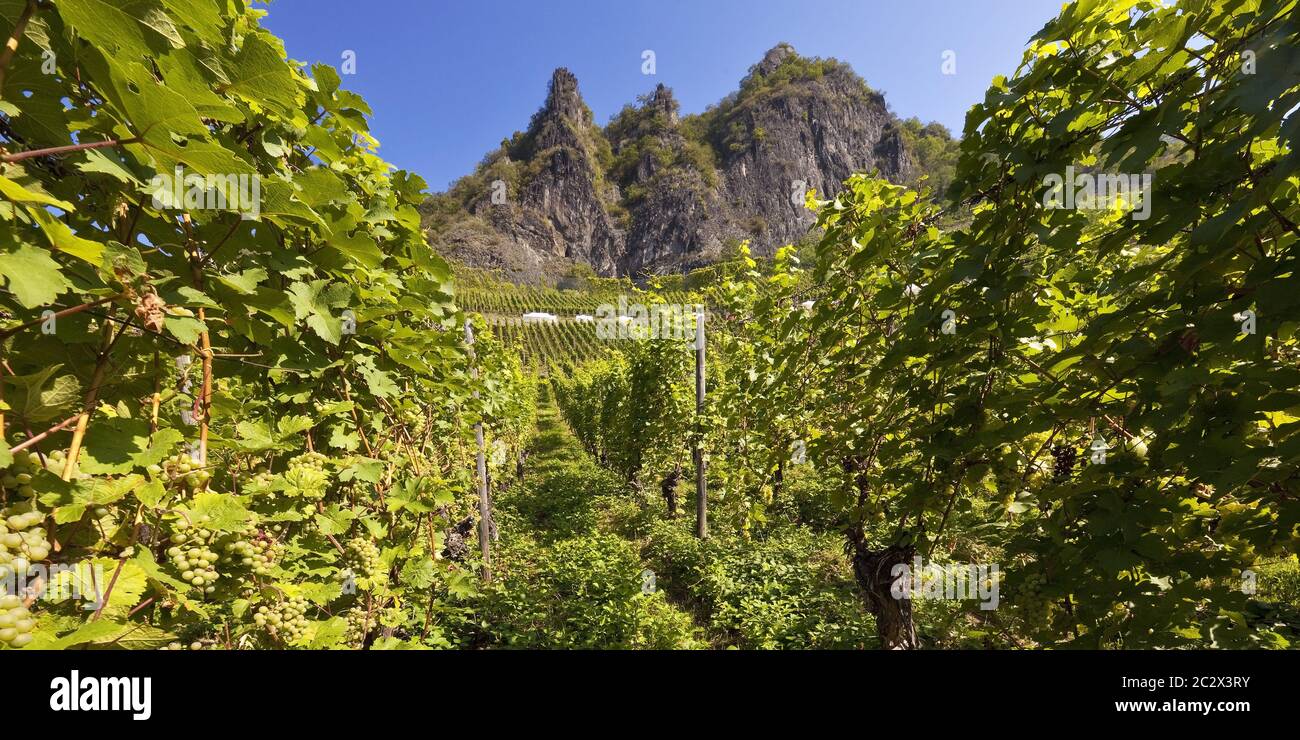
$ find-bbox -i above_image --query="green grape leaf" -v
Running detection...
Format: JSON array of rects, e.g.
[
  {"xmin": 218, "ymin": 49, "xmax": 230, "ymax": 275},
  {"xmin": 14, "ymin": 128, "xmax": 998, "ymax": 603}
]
[
  {"xmin": 59, "ymin": 0, "xmax": 185, "ymax": 56},
  {"xmin": 359, "ymin": 366, "xmax": 398, "ymax": 398},
  {"xmin": 313, "ymin": 503, "xmax": 355, "ymax": 535},
  {"xmin": 215, "ymin": 267, "xmax": 268, "ymax": 295},
  {"xmin": 3, "ymin": 364, "xmax": 80, "ymax": 423},
  {"xmin": 80, "ymin": 418, "xmax": 172, "ymax": 474},
  {"xmin": 132, "ymin": 548, "xmax": 190, "ymax": 592},
  {"xmin": 27, "ymin": 618, "xmax": 124, "ymax": 650},
  {"xmin": 327, "ymin": 423, "xmax": 360, "ymax": 451},
  {"xmin": 399, "ymin": 555, "xmax": 437, "ymax": 589},
  {"xmin": 31, "ymin": 209, "xmax": 106, "ymax": 265},
  {"xmin": 287, "ymin": 279, "xmax": 351, "ymax": 344},
  {"xmin": 339, "ymin": 457, "xmax": 384, "ymax": 483},
  {"xmin": 0, "ymin": 173, "xmax": 74, "ymax": 209},
  {"xmin": 164, "ymin": 316, "xmax": 207, "ymax": 344},
  {"xmin": 0, "ymin": 239, "xmax": 73, "ymax": 308},
  {"xmin": 218, "ymin": 32, "xmax": 302, "ymax": 115},
  {"xmin": 234, "ymin": 420, "xmax": 276, "ymax": 451},
  {"xmin": 183, "ymin": 491, "xmax": 251, "ymax": 532},
  {"xmin": 305, "ymin": 617, "xmax": 348, "ymax": 649}
]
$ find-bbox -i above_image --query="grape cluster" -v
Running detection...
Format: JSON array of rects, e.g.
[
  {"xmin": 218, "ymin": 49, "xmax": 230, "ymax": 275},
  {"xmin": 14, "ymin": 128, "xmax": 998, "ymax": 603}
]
[
  {"xmin": 6, "ymin": 449, "xmax": 84, "ymax": 491},
  {"xmin": 286, "ymin": 452, "xmax": 331, "ymax": 495},
  {"xmin": 0, "ymin": 595, "xmax": 35, "ymax": 645},
  {"xmin": 289, "ymin": 451, "xmax": 329, "ymax": 474},
  {"xmin": 253, "ymin": 596, "xmax": 311, "ymax": 642},
  {"xmin": 224, "ymin": 533, "xmax": 280, "ymax": 576},
  {"xmin": 166, "ymin": 527, "xmax": 221, "ymax": 593},
  {"xmin": 1050, "ymin": 445, "xmax": 1077, "ymax": 483},
  {"xmin": 152, "ymin": 453, "xmax": 212, "ymax": 493},
  {"xmin": 990, "ymin": 456, "xmax": 1018, "ymax": 507},
  {"xmin": 401, "ymin": 405, "xmax": 425, "ymax": 432},
  {"xmin": 0, "ymin": 594, "xmax": 35, "ymax": 648},
  {"xmin": 343, "ymin": 606, "xmax": 371, "ymax": 646},
  {"xmin": 161, "ymin": 640, "xmax": 208, "ymax": 650},
  {"xmin": 1014, "ymin": 572, "xmax": 1054, "ymax": 626},
  {"xmin": 0, "ymin": 503, "xmax": 50, "ymax": 581},
  {"xmin": 310, "ymin": 399, "xmax": 336, "ymax": 414},
  {"xmin": 244, "ymin": 466, "xmax": 275, "ymax": 491},
  {"xmin": 342, "ymin": 537, "xmax": 385, "ymax": 589},
  {"xmin": 1, "ymin": 451, "xmax": 44, "ymax": 497}
]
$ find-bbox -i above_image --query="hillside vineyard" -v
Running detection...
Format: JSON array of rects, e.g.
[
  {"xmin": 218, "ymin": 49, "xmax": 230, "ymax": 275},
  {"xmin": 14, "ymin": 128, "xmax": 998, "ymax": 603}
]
[{"xmin": 0, "ymin": 0, "xmax": 1297, "ymax": 657}]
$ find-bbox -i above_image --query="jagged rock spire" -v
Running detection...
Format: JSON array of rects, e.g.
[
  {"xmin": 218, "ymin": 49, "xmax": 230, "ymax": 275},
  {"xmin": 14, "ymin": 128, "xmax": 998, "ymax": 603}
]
[
  {"xmin": 647, "ymin": 83, "xmax": 680, "ymax": 125},
  {"xmin": 543, "ymin": 68, "xmax": 584, "ymax": 122},
  {"xmin": 755, "ymin": 42, "xmax": 796, "ymax": 76},
  {"xmin": 527, "ymin": 68, "xmax": 592, "ymax": 154}
]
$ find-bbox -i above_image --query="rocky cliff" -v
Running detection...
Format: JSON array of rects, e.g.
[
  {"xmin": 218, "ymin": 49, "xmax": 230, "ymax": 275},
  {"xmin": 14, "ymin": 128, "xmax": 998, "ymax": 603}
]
[{"xmin": 421, "ymin": 43, "xmax": 955, "ymax": 283}]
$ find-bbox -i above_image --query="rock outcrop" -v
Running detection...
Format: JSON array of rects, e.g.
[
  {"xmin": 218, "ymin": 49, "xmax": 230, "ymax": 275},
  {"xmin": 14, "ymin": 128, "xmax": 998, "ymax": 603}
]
[{"xmin": 423, "ymin": 44, "xmax": 946, "ymax": 283}]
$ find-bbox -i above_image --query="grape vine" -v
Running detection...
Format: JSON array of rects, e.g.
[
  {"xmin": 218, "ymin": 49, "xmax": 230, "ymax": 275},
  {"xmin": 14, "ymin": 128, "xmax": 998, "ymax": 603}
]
[{"xmin": 0, "ymin": 0, "xmax": 534, "ymax": 650}]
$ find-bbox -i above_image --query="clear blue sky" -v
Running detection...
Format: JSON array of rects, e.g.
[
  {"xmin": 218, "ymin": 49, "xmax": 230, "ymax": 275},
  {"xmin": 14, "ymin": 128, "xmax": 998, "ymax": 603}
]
[{"xmin": 257, "ymin": 0, "xmax": 1065, "ymax": 192}]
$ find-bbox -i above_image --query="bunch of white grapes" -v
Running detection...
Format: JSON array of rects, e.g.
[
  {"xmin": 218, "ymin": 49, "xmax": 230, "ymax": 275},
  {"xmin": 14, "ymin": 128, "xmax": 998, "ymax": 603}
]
[
  {"xmin": 990, "ymin": 455, "xmax": 1020, "ymax": 509},
  {"xmin": 0, "ymin": 594, "xmax": 35, "ymax": 648},
  {"xmin": 343, "ymin": 537, "xmax": 385, "ymax": 589},
  {"xmin": 400, "ymin": 404, "xmax": 426, "ymax": 433},
  {"xmin": 3, "ymin": 449, "xmax": 85, "ymax": 495},
  {"xmin": 150, "ymin": 452, "xmax": 211, "ymax": 493},
  {"xmin": 161, "ymin": 640, "xmax": 208, "ymax": 650},
  {"xmin": 286, "ymin": 451, "xmax": 331, "ymax": 495},
  {"xmin": 344, "ymin": 606, "xmax": 371, "ymax": 647},
  {"xmin": 1, "ymin": 451, "xmax": 41, "ymax": 497},
  {"xmin": 253, "ymin": 596, "xmax": 311, "ymax": 642},
  {"xmin": 289, "ymin": 451, "xmax": 329, "ymax": 474},
  {"xmin": 0, "ymin": 502, "xmax": 50, "ymax": 581},
  {"xmin": 0, "ymin": 590, "xmax": 35, "ymax": 650},
  {"xmin": 224, "ymin": 534, "xmax": 280, "ymax": 576},
  {"xmin": 166, "ymin": 527, "xmax": 221, "ymax": 593},
  {"xmin": 1014, "ymin": 571, "xmax": 1054, "ymax": 628},
  {"xmin": 243, "ymin": 466, "xmax": 275, "ymax": 492}
]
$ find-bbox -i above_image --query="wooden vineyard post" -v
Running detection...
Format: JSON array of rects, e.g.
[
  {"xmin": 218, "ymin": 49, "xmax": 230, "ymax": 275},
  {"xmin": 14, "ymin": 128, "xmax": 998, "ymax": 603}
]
[
  {"xmin": 464, "ymin": 319, "xmax": 493, "ymax": 581},
  {"xmin": 694, "ymin": 308, "xmax": 708, "ymax": 539}
]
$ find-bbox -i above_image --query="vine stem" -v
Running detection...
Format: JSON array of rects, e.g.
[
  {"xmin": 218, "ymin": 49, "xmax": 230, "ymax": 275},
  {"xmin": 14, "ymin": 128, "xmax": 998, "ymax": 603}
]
[
  {"xmin": 421, "ymin": 588, "xmax": 435, "ymax": 639},
  {"xmin": 464, "ymin": 319, "xmax": 492, "ymax": 582},
  {"xmin": 0, "ymin": 293, "xmax": 124, "ymax": 340},
  {"xmin": 62, "ymin": 322, "xmax": 124, "ymax": 481},
  {"xmin": 92, "ymin": 518, "xmax": 143, "ymax": 622},
  {"xmin": 127, "ymin": 597, "xmax": 155, "ymax": 618},
  {"xmin": 322, "ymin": 530, "xmax": 347, "ymax": 557},
  {"xmin": 340, "ymin": 381, "xmax": 375, "ymax": 457},
  {"xmin": 183, "ymin": 214, "xmax": 213, "ymax": 466},
  {"xmin": 198, "ymin": 307, "xmax": 212, "ymax": 464},
  {"xmin": 927, "ymin": 464, "xmax": 971, "ymax": 558},
  {"xmin": 0, "ymin": 0, "xmax": 37, "ymax": 97},
  {"xmin": 150, "ymin": 350, "xmax": 160, "ymax": 433},
  {"xmin": 7, "ymin": 410, "xmax": 79, "ymax": 454},
  {"xmin": 91, "ymin": 559, "xmax": 126, "ymax": 622},
  {"xmin": 0, "ymin": 137, "xmax": 135, "ymax": 163},
  {"xmin": 374, "ymin": 395, "xmax": 423, "ymax": 474}
]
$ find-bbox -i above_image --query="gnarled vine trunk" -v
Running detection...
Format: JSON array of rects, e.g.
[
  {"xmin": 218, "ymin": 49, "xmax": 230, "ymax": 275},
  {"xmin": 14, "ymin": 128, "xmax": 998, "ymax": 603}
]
[
  {"xmin": 843, "ymin": 454, "xmax": 918, "ymax": 649},
  {"xmin": 660, "ymin": 465, "xmax": 682, "ymax": 519},
  {"xmin": 852, "ymin": 542, "xmax": 918, "ymax": 650}
]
